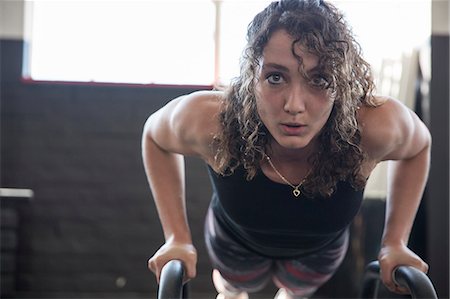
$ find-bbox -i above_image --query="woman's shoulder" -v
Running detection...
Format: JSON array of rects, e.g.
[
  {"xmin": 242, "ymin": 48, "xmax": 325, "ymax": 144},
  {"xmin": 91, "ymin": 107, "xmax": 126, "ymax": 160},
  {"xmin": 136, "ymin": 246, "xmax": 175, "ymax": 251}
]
[
  {"xmin": 171, "ymin": 89, "xmax": 223, "ymax": 130},
  {"xmin": 170, "ymin": 90, "xmax": 224, "ymax": 157},
  {"xmin": 357, "ymin": 95, "xmax": 419, "ymax": 161},
  {"xmin": 171, "ymin": 90, "xmax": 223, "ymax": 116},
  {"xmin": 358, "ymin": 95, "xmax": 406, "ymax": 123}
]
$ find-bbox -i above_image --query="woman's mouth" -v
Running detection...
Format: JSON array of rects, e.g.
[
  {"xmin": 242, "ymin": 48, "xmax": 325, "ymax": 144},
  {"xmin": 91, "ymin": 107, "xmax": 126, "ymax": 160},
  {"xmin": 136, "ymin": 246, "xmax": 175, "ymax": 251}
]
[{"xmin": 280, "ymin": 123, "xmax": 307, "ymax": 135}]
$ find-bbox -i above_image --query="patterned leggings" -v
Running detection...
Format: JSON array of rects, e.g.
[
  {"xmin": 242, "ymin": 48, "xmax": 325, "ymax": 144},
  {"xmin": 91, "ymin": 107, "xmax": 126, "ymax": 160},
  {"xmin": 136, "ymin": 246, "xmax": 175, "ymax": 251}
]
[{"xmin": 204, "ymin": 208, "xmax": 349, "ymax": 298}]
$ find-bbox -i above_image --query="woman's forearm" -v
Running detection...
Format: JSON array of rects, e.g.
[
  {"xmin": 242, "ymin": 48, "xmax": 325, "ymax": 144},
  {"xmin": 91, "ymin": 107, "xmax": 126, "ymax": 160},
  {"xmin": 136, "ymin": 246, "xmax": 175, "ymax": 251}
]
[
  {"xmin": 142, "ymin": 123, "xmax": 192, "ymax": 244},
  {"xmin": 382, "ymin": 142, "xmax": 431, "ymax": 246}
]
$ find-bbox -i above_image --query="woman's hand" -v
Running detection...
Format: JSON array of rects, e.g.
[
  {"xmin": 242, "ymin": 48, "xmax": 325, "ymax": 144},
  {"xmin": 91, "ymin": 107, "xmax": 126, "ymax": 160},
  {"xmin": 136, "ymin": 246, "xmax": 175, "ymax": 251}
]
[
  {"xmin": 148, "ymin": 240, "xmax": 198, "ymax": 284},
  {"xmin": 378, "ymin": 244, "xmax": 429, "ymax": 294}
]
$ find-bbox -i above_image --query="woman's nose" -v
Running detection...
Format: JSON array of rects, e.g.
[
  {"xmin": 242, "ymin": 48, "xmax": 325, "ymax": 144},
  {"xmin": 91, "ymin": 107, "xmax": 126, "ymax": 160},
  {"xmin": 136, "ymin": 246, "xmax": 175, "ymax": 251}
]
[{"xmin": 284, "ymin": 85, "xmax": 306, "ymax": 114}]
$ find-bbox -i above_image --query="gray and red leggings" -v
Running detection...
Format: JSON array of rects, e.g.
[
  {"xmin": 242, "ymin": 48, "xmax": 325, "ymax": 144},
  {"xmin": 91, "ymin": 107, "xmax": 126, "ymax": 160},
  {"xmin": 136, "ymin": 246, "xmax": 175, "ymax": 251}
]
[{"xmin": 204, "ymin": 209, "xmax": 349, "ymax": 298}]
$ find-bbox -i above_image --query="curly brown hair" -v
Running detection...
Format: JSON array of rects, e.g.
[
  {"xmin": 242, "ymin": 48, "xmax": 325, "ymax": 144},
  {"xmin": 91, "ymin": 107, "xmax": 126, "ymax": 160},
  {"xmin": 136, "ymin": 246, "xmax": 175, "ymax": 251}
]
[{"xmin": 214, "ymin": 0, "xmax": 377, "ymax": 197}]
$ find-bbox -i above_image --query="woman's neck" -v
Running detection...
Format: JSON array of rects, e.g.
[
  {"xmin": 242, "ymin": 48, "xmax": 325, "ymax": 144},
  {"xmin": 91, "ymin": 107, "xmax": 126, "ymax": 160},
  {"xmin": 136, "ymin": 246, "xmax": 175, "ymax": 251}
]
[{"xmin": 266, "ymin": 138, "xmax": 317, "ymax": 164}]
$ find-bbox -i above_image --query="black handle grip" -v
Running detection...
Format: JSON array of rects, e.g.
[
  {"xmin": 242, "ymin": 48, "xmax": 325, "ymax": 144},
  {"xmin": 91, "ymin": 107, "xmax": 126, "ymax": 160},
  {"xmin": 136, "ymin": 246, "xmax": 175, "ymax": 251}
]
[
  {"xmin": 158, "ymin": 260, "xmax": 185, "ymax": 299},
  {"xmin": 360, "ymin": 261, "xmax": 438, "ymax": 299}
]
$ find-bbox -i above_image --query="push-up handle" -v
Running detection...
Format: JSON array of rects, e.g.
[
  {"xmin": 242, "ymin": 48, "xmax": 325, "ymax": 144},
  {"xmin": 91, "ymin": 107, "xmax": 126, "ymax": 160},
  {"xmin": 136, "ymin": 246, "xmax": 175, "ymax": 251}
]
[
  {"xmin": 360, "ymin": 261, "xmax": 438, "ymax": 299},
  {"xmin": 158, "ymin": 260, "xmax": 187, "ymax": 299},
  {"xmin": 158, "ymin": 259, "xmax": 438, "ymax": 298}
]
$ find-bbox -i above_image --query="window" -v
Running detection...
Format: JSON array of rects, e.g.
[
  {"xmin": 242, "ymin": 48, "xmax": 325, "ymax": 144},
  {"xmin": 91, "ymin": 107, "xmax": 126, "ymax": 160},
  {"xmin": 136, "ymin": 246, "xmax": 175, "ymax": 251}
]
[
  {"xmin": 24, "ymin": 1, "xmax": 217, "ymax": 85},
  {"xmin": 24, "ymin": 0, "xmax": 430, "ymax": 87},
  {"xmin": 218, "ymin": 1, "xmax": 273, "ymax": 83}
]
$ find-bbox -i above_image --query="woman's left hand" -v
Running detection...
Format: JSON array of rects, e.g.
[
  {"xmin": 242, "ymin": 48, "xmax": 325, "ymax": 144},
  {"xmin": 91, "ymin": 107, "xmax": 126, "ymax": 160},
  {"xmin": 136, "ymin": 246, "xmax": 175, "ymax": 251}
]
[{"xmin": 378, "ymin": 244, "xmax": 429, "ymax": 294}]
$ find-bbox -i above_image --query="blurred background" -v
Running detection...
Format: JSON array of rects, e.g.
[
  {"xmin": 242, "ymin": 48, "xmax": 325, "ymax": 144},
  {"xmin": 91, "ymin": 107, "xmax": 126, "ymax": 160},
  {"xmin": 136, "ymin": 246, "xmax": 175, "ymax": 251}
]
[{"xmin": 1, "ymin": 0, "xmax": 448, "ymax": 298}]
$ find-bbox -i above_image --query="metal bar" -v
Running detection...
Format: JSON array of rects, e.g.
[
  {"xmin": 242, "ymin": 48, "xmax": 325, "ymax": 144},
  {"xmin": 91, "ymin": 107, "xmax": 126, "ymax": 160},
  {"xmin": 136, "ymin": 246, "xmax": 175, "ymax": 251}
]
[
  {"xmin": 158, "ymin": 260, "xmax": 186, "ymax": 299},
  {"xmin": 360, "ymin": 261, "xmax": 438, "ymax": 299}
]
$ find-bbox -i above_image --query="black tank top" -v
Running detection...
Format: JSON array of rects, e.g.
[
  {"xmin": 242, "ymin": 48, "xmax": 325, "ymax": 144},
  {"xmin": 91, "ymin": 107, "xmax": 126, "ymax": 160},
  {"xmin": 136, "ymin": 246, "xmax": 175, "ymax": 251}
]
[{"xmin": 207, "ymin": 165, "xmax": 364, "ymax": 258}]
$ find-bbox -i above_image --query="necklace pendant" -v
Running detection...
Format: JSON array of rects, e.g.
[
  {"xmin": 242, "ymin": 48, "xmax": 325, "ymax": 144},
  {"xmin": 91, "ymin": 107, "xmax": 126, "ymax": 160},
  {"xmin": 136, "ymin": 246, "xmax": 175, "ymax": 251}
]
[{"xmin": 293, "ymin": 188, "xmax": 301, "ymax": 197}]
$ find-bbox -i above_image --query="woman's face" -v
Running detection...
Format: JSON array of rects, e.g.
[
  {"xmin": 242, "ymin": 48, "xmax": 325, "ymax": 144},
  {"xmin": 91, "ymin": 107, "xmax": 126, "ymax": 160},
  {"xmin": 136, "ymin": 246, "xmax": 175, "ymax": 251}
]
[{"xmin": 255, "ymin": 29, "xmax": 335, "ymax": 152}]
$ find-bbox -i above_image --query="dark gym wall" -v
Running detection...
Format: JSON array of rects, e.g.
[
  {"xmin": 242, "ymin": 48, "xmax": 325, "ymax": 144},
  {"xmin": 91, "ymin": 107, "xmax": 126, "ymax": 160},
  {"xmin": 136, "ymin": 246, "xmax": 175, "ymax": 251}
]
[{"xmin": 1, "ymin": 38, "xmax": 216, "ymax": 298}]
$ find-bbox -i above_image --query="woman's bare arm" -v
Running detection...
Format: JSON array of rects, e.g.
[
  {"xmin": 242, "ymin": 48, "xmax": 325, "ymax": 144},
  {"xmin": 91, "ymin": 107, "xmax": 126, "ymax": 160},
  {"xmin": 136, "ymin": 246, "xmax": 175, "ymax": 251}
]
[
  {"xmin": 360, "ymin": 97, "xmax": 431, "ymax": 293},
  {"xmin": 142, "ymin": 91, "xmax": 221, "ymax": 282}
]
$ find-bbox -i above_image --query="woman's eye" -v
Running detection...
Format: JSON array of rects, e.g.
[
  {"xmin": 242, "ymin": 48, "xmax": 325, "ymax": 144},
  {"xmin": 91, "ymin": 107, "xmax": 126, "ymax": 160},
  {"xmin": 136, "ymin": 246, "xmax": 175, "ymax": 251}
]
[
  {"xmin": 310, "ymin": 76, "xmax": 330, "ymax": 89},
  {"xmin": 266, "ymin": 73, "xmax": 284, "ymax": 85}
]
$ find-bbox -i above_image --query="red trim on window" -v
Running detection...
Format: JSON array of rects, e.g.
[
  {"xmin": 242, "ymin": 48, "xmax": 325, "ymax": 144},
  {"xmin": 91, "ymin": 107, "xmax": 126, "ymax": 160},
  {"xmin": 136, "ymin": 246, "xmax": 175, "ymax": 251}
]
[{"xmin": 20, "ymin": 77, "xmax": 214, "ymax": 90}]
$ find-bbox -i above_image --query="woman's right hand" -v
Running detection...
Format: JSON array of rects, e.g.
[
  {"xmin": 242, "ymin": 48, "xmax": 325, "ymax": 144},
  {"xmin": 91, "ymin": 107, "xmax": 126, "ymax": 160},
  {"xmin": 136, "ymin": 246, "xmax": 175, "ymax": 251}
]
[{"xmin": 148, "ymin": 240, "xmax": 198, "ymax": 284}]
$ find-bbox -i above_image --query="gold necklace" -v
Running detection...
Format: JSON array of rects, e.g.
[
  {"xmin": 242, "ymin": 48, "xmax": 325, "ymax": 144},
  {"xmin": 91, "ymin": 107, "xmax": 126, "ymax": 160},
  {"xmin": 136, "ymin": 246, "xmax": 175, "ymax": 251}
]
[{"xmin": 265, "ymin": 155, "xmax": 307, "ymax": 197}]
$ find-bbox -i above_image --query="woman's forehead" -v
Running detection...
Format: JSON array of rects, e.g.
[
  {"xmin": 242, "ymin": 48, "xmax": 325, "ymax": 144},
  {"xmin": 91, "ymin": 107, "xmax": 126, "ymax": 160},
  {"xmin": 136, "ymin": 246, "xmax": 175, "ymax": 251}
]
[{"xmin": 261, "ymin": 29, "xmax": 319, "ymax": 72}]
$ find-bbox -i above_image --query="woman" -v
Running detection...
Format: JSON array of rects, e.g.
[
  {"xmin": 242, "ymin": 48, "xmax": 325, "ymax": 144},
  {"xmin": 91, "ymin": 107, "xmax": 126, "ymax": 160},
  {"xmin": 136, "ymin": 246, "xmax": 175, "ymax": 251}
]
[{"xmin": 142, "ymin": 0, "xmax": 430, "ymax": 298}]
